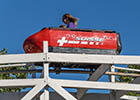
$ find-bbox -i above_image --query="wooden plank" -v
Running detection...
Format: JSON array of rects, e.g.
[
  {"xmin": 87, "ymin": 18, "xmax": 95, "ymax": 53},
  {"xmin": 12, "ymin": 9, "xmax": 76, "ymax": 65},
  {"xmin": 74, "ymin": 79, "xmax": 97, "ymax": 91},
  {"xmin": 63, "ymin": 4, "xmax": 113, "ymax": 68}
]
[
  {"xmin": 48, "ymin": 53, "xmax": 112, "ymax": 64},
  {"xmin": 0, "ymin": 79, "xmax": 43, "ymax": 87},
  {"xmin": 50, "ymin": 79, "xmax": 140, "ymax": 92},
  {"xmin": 47, "ymin": 53, "xmax": 140, "ymax": 64},
  {"xmin": 0, "ymin": 53, "xmax": 46, "ymax": 64},
  {"xmin": 109, "ymin": 66, "xmax": 116, "ymax": 100},
  {"xmin": 106, "ymin": 72, "xmax": 140, "ymax": 77},
  {"xmin": 40, "ymin": 90, "xmax": 49, "ymax": 100},
  {"xmin": 0, "ymin": 63, "xmax": 27, "ymax": 68},
  {"xmin": 43, "ymin": 41, "xmax": 49, "ymax": 80},
  {"xmin": 113, "ymin": 66, "xmax": 140, "ymax": 72}
]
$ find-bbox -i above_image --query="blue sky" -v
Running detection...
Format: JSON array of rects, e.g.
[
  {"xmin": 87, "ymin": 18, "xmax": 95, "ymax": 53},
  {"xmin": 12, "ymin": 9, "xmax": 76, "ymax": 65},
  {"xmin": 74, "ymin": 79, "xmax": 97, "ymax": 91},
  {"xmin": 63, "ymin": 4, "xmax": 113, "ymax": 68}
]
[
  {"xmin": 0, "ymin": 0, "xmax": 140, "ymax": 55},
  {"xmin": 0, "ymin": 0, "xmax": 140, "ymax": 93}
]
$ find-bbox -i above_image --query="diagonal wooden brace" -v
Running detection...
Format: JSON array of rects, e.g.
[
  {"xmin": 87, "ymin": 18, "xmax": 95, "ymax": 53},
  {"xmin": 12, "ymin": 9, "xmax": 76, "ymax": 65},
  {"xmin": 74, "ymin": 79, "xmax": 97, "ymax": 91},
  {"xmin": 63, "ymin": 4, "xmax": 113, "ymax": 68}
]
[
  {"xmin": 21, "ymin": 81, "xmax": 48, "ymax": 100},
  {"xmin": 76, "ymin": 64, "xmax": 112, "ymax": 99}
]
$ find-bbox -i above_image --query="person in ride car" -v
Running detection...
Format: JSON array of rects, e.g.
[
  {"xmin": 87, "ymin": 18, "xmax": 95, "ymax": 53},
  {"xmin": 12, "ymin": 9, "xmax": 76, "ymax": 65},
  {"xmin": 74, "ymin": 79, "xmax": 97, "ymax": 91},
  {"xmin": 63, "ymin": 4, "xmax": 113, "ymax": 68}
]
[{"xmin": 62, "ymin": 13, "xmax": 79, "ymax": 28}]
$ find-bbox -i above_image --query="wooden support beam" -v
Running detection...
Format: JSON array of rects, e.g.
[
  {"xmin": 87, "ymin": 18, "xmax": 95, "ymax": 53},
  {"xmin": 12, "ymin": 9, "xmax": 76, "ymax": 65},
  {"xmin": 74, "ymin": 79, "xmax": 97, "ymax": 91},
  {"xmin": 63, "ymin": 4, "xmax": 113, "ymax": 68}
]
[
  {"xmin": 109, "ymin": 66, "xmax": 116, "ymax": 100},
  {"xmin": 40, "ymin": 89, "xmax": 49, "ymax": 100},
  {"xmin": 76, "ymin": 64, "xmax": 111, "ymax": 99},
  {"xmin": 113, "ymin": 66, "xmax": 140, "ymax": 72},
  {"xmin": 0, "ymin": 53, "xmax": 46, "ymax": 64},
  {"xmin": 21, "ymin": 81, "xmax": 47, "ymax": 100},
  {"xmin": 49, "ymin": 82, "xmax": 77, "ymax": 100},
  {"xmin": 43, "ymin": 41, "xmax": 49, "ymax": 80},
  {"xmin": 50, "ymin": 79, "xmax": 140, "ymax": 92},
  {"xmin": 0, "ymin": 63, "xmax": 28, "ymax": 68},
  {"xmin": 0, "ymin": 79, "xmax": 43, "ymax": 87},
  {"xmin": 47, "ymin": 53, "xmax": 140, "ymax": 65},
  {"xmin": 106, "ymin": 72, "xmax": 140, "ymax": 77}
]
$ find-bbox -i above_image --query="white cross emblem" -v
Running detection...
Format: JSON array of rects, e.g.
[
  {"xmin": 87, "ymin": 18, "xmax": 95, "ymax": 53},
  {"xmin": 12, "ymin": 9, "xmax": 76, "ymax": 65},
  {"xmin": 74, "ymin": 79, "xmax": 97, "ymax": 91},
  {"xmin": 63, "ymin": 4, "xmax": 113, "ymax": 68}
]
[{"xmin": 57, "ymin": 37, "xmax": 68, "ymax": 46}]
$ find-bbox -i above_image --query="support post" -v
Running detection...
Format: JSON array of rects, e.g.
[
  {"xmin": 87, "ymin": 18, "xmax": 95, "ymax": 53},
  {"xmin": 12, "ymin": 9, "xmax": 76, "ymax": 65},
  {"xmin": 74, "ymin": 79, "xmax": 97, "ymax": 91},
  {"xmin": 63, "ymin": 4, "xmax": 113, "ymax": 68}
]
[
  {"xmin": 40, "ymin": 89, "xmax": 49, "ymax": 100},
  {"xmin": 109, "ymin": 65, "xmax": 117, "ymax": 100},
  {"xmin": 43, "ymin": 41, "xmax": 49, "ymax": 80},
  {"xmin": 43, "ymin": 41, "xmax": 50, "ymax": 100}
]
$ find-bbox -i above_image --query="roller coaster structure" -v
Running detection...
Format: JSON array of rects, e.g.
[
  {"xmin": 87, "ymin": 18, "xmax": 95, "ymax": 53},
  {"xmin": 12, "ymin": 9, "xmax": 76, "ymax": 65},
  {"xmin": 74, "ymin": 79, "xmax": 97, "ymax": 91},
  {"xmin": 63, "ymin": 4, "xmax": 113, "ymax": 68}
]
[{"xmin": 0, "ymin": 41, "xmax": 140, "ymax": 100}]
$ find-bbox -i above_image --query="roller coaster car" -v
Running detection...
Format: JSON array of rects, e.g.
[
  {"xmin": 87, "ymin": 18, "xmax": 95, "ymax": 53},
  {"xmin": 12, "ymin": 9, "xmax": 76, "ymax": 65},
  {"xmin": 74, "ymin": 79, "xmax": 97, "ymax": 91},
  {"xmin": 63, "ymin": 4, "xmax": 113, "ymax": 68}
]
[{"xmin": 23, "ymin": 27, "xmax": 122, "ymax": 69}]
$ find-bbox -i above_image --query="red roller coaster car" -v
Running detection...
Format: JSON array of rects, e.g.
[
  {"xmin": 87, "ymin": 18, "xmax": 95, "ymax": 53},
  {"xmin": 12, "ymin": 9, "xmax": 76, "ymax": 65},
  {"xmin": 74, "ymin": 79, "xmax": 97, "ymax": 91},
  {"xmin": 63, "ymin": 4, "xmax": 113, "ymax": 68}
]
[{"xmin": 23, "ymin": 27, "xmax": 122, "ymax": 69}]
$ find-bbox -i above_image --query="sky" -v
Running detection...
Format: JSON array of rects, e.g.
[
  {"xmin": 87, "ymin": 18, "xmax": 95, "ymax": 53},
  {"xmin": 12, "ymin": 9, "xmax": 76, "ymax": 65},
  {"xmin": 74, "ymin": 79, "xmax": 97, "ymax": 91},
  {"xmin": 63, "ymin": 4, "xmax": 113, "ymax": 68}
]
[
  {"xmin": 0, "ymin": 0, "xmax": 140, "ymax": 55},
  {"xmin": 0, "ymin": 0, "xmax": 140, "ymax": 93}
]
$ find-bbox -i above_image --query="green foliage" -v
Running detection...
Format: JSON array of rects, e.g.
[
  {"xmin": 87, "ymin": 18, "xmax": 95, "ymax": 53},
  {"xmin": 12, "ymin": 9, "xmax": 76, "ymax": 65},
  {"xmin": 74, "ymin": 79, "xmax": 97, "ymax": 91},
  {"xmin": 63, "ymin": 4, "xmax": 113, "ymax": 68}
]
[
  {"xmin": 0, "ymin": 48, "xmax": 30, "ymax": 92},
  {"xmin": 0, "ymin": 48, "xmax": 7, "ymax": 54},
  {"xmin": 117, "ymin": 69, "xmax": 133, "ymax": 83},
  {"xmin": 118, "ymin": 64, "xmax": 140, "ymax": 96}
]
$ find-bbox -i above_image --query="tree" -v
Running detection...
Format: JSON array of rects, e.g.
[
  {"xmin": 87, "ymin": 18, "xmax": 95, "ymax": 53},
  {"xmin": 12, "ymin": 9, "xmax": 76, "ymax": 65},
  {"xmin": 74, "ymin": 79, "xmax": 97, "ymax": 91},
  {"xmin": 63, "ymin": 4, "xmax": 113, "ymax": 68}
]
[
  {"xmin": 0, "ymin": 48, "xmax": 30, "ymax": 92},
  {"xmin": 118, "ymin": 65, "xmax": 140, "ymax": 96}
]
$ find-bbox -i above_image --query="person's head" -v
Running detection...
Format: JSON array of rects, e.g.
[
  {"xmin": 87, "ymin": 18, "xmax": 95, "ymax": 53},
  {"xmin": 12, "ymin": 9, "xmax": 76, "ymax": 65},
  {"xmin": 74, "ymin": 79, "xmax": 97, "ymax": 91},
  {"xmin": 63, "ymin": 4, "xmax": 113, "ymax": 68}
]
[{"xmin": 62, "ymin": 13, "xmax": 79, "ymax": 26}]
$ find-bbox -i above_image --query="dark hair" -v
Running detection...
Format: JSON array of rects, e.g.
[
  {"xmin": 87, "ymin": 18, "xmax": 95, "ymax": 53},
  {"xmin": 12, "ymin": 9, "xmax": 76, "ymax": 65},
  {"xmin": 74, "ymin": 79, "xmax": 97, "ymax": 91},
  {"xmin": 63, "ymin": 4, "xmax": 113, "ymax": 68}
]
[{"xmin": 62, "ymin": 13, "xmax": 79, "ymax": 26}]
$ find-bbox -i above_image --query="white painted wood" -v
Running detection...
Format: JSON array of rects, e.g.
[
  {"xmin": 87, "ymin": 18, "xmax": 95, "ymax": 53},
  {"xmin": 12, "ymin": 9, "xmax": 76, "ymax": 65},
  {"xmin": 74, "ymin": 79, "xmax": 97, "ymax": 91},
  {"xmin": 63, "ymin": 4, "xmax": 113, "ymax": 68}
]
[
  {"xmin": 43, "ymin": 41, "xmax": 48, "ymax": 53},
  {"xmin": 40, "ymin": 92, "xmax": 45, "ymax": 100},
  {"xmin": 1, "ymin": 41, "xmax": 140, "ymax": 100},
  {"xmin": 76, "ymin": 64, "xmax": 111, "ymax": 99},
  {"xmin": 40, "ymin": 41, "xmax": 50, "ymax": 100},
  {"xmin": 1, "ymin": 50, "xmax": 140, "ymax": 65},
  {"xmin": 0, "ymin": 79, "xmax": 43, "ymax": 87},
  {"xmin": 50, "ymin": 79, "xmax": 140, "ymax": 91},
  {"xmin": 121, "ymin": 95, "xmax": 140, "ymax": 100},
  {"xmin": 0, "ymin": 63, "xmax": 27, "ymax": 68},
  {"xmin": 40, "ymin": 90, "xmax": 49, "ymax": 100},
  {"xmin": 0, "ymin": 69, "xmax": 42, "ymax": 74},
  {"xmin": 21, "ymin": 81, "xmax": 47, "ymax": 100},
  {"xmin": 109, "ymin": 66, "xmax": 116, "ymax": 100},
  {"xmin": 47, "ymin": 53, "xmax": 112, "ymax": 64},
  {"xmin": 49, "ymin": 82, "xmax": 77, "ymax": 100},
  {"xmin": 43, "ymin": 41, "xmax": 49, "ymax": 80},
  {"xmin": 43, "ymin": 63, "xmax": 49, "ymax": 80},
  {"xmin": 113, "ymin": 66, "xmax": 140, "ymax": 72},
  {"xmin": 47, "ymin": 53, "xmax": 140, "ymax": 64},
  {"xmin": 0, "ymin": 53, "xmax": 46, "ymax": 64},
  {"xmin": 44, "ymin": 90, "xmax": 49, "ymax": 100},
  {"xmin": 110, "ymin": 66, "xmax": 115, "ymax": 82}
]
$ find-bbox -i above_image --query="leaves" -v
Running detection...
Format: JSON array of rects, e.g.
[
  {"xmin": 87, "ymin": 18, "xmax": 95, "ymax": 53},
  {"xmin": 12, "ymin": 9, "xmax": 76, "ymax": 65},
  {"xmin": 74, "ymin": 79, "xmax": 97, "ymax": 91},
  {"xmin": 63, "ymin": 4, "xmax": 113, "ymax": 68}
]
[
  {"xmin": 0, "ymin": 48, "xmax": 30, "ymax": 92},
  {"xmin": 118, "ymin": 65, "xmax": 140, "ymax": 96}
]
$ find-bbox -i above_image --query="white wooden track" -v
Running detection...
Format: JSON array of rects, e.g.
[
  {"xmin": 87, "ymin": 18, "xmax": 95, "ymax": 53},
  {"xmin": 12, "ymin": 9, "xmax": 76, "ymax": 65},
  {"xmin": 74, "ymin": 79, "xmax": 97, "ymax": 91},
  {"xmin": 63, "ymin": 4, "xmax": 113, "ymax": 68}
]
[{"xmin": 0, "ymin": 41, "xmax": 139, "ymax": 100}]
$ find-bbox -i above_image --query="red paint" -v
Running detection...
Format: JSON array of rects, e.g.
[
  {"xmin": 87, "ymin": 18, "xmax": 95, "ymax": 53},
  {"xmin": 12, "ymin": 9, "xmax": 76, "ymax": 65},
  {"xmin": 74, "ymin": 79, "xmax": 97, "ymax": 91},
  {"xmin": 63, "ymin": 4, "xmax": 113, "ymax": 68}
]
[{"xmin": 23, "ymin": 28, "xmax": 118, "ymax": 53}]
